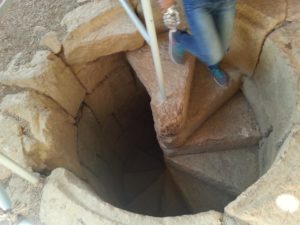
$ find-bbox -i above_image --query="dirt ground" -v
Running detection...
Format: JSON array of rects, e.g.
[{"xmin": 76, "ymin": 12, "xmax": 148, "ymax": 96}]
[{"xmin": 0, "ymin": 0, "xmax": 83, "ymax": 71}]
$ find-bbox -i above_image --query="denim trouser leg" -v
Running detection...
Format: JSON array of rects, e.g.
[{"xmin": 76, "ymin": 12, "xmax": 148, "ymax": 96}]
[{"xmin": 174, "ymin": 0, "xmax": 236, "ymax": 66}]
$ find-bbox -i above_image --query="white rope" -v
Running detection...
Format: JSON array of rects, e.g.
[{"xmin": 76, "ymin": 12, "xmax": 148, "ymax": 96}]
[
  {"xmin": 0, "ymin": 202, "xmax": 29, "ymax": 225},
  {"xmin": 162, "ymin": 5, "xmax": 180, "ymax": 31}
]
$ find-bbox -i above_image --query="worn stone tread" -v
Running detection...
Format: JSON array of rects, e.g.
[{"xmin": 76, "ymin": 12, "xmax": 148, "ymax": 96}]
[
  {"xmin": 160, "ymin": 61, "xmax": 241, "ymax": 148},
  {"xmin": 127, "ymin": 34, "xmax": 196, "ymax": 141},
  {"xmin": 165, "ymin": 92, "xmax": 261, "ymax": 156},
  {"xmin": 166, "ymin": 146, "xmax": 259, "ymax": 195}
]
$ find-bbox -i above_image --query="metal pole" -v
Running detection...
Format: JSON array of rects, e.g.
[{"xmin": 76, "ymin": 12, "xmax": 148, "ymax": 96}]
[
  {"xmin": 118, "ymin": 0, "xmax": 150, "ymax": 45},
  {"xmin": 0, "ymin": 185, "xmax": 12, "ymax": 211},
  {"xmin": 141, "ymin": 0, "xmax": 166, "ymax": 101},
  {"xmin": 0, "ymin": 153, "xmax": 39, "ymax": 185}
]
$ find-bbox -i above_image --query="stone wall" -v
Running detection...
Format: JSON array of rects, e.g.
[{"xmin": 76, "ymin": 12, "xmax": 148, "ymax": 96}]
[{"xmin": 243, "ymin": 21, "xmax": 300, "ymax": 174}]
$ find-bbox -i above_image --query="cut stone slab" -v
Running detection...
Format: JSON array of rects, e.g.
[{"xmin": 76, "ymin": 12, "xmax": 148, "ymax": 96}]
[
  {"xmin": 223, "ymin": 126, "xmax": 300, "ymax": 225},
  {"xmin": 71, "ymin": 53, "xmax": 126, "ymax": 93},
  {"xmin": 6, "ymin": 174, "xmax": 44, "ymax": 225},
  {"xmin": 40, "ymin": 168, "xmax": 223, "ymax": 225},
  {"xmin": 160, "ymin": 170, "xmax": 190, "ymax": 217},
  {"xmin": 123, "ymin": 169, "xmax": 164, "ymax": 204},
  {"xmin": 160, "ymin": 61, "xmax": 241, "ymax": 148},
  {"xmin": 0, "ymin": 91, "xmax": 83, "ymax": 177},
  {"xmin": 85, "ymin": 63, "xmax": 138, "ymax": 125},
  {"xmin": 287, "ymin": 0, "xmax": 300, "ymax": 21},
  {"xmin": 0, "ymin": 114, "xmax": 30, "ymax": 180},
  {"xmin": 224, "ymin": 0, "xmax": 286, "ymax": 75},
  {"xmin": 62, "ymin": 0, "xmax": 144, "ymax": 64},
  {"xmin": 127, "ymin": 34, "xmax": 196, "ymax": 140},
  {"xmin": 0, "ymin": 51, "xmax": 86, "ymax": 117},
  {"xmin": 126, "ymin": 173, "xmax": 165, "ymax": 217},
  {"xmin": 165, "ymin": 92, "xmax": 261, "ymax": 156},
  {"xmin": 168, "ymin": 166, "xmax": 236, "ymax": 213},
  {"xmin": 40, "ymin": 31, "xmax": 62, "ymax": 54},
  {"xmin": 166, "ymin": 146, "xmax": 259, "ymax": 195}
]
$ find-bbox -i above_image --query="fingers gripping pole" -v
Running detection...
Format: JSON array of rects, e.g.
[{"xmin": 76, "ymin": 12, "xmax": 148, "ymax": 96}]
[
  {"xmin": 0, "ymin": 153, "xmax": 39, "ymax": 185},
  {"xmin": 141, "ymin": 0, "xmax": 166, "ymax": 101}
]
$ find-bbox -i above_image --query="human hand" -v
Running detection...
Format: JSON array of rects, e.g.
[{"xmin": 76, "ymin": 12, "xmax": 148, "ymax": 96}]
[{"xmin": 158, "ymin": 0, "xmax": 175, "ymax": 13}]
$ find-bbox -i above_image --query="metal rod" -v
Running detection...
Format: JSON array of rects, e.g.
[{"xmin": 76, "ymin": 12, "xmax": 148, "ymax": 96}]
[
  {"xmin": 0, "ymin": 185, "xmax": 12, "ymax": 211},
  {"xmin": 141, "ymin": 0, "xmax": 166, "ymax": 101},
  {"xmin": 118, "ymin": 0, "xmax": 150, "ymax": 45},
  {"xmin": 0, "ymin": 153, "xmax": 39, "ymax": 185}
]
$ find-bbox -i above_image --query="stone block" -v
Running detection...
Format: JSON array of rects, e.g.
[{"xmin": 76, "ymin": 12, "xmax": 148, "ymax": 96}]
[
  {"xmin": 62, "ymin": 0, "xmax": 144, "ymax": 64},
  {"xmin": 0, "ymin": 91, "xmax": 83, "ymax": 177},
  {"xmin": 242, "ymin": 21, "xmax": 300, "ymax": 173},
  {"xmin": 160, "ymin": 61, "xmax": 241, "ymax": 148},
  {"xmin": 223, "ymin": 127, "xmax": 300, "ymax": 225},
  {"xmin": 166, "ymin": 92, "xmax": 261, "ymax": 156},
  {"xmin": 85, "ymin": 64, "xmax": 137, "ymax": 125},
  {"xmin": 166, "ymin": 146, "xmax": 259, "ymax": 195},
  {"xmin": 0, "ymin": 51, "xmax": 86, "ymax": 117},
  {"xmin": 0, "ymin": 114, "xmax": 29, "ymax": 180},
  {"xmin": 287, "ymin": 0, "xmax": 300, "ymax": 21},
  {"xmin": 40, "ymin": 31, "xmax": 62, "ymax": 54},
  {"xmin": 168, "ymin": 166, "xmax": 236, "ymax": 213},
  {"xmin": 71, "ymin": 53, "xmax": 125, "ymax": 93},
  {"xmin": 127, "ymin": 34, "xmax": 196, "ymax": 141}
]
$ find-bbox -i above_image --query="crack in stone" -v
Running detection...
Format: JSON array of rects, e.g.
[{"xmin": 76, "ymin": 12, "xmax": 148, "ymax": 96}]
[{"xmin": 252, "ymin": 0, "xmax": 289, "ymax": 77}]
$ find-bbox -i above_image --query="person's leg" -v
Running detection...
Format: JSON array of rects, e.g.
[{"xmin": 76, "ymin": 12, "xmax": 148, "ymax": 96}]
[
  {"xmin": 212, "ymin": 0, "xmax": 236, "ymax": 53},
  {"xmin": 170, "ymin": 0, "xmax": 230, "ymax": 86},
  {"xmin": 173, "ymin": 1, "xmax": 224, "ymax": 66}
]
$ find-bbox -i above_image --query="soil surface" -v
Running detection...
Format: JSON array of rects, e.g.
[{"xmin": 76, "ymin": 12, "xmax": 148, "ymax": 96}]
[{"xmin": 0, "ymin": 0, "xmax": 82, "ymax": 71}]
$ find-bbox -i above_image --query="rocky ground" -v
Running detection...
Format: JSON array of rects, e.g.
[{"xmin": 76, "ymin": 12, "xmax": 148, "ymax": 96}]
[{"xmin": 0, "ymin": 0, "xmax": 82, "ymax": 71}]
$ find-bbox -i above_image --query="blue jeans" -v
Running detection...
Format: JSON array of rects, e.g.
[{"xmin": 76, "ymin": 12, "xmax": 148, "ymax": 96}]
[{"xmin": 174, "ymin": 0, "xmax": 236, "ymax": 66}]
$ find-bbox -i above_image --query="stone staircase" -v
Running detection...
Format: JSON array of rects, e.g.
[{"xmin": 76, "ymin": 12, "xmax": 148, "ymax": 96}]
[
  {"xmin": 3, "ymin": 0, "xmax": 299, "ymax": 224},
  {"xmin": 125, "ymin": 35, "xmax": 262, "ymax": 215},
  {"xmin": 119, "ymin": 135, "xmax": 189, "ymax": 217},
  {"xmin": 104, "ymin": 67, "xmax": 261, "ymax": 216}
]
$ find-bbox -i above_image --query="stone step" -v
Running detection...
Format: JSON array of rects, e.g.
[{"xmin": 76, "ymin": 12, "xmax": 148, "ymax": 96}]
[
  {"xmin": 168, "ymin": 166, "xmax": 236, "ymax": 213},
  {"xmin": 160, "ymin": 170, "xmax": 190, "ymax": 217},
  {"xmin": 127, "ymin": 34, "xmax": 196, "ymax": 143},
  {"xmin": 126, "ymin": 173, "xmax": 165, "ymax": 217},
  {"xmin": 160, "ymin": 61, "xmax": 241, "ymax": 148},
  {"xmin": 166, "ymin": 146, "xmax": 259, "ymax": 196},
  {"xmin": 122, "ymin": 169, "xmax": 164, "ymax": 204},
  {"xmin": 164, "ymin": 92, "xmax": 261, "ymax": 156}
]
